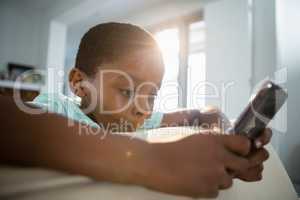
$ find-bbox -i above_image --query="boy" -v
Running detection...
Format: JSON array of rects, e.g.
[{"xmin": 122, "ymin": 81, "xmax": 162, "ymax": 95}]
[{"xmin": 0, "ymin": 22, "xmax": 272, "ymax": 198}]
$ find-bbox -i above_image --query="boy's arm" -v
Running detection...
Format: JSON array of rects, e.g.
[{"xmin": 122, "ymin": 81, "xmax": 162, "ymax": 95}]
[
  {"xmin": 0, "ymin": 96, "xmax": 267, "ymax": 198},
  {"xmin": 160, "ymin": 106, "xmax": 231, "ymax": 131},
  {"xmin": 0, "ymin": 96, "xmax": 152, "ymax": 185}
]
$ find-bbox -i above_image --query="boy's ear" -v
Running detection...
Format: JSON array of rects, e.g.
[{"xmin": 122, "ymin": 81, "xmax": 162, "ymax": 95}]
[{"xmin": 69, "ymin": 68, "xmax": 88, "ymax": 98}]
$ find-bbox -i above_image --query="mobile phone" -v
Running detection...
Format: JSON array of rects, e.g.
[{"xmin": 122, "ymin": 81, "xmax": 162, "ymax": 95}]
[{"xmin": 227, "ymin": 81, "xmax": 288, "ymax": 140}]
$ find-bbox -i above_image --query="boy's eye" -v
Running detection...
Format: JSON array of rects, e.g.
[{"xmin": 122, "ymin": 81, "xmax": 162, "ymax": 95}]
[
  {"xmin": 148, "ymin": 95, "xmax": 157, "ymax": 103},
  {"xmin": 147, "ymin": 94, "xmax": 157, "ymax": 106},
  {"xmin": 120, "ymin": 89, "xmax": 135, "ymax": 98}
]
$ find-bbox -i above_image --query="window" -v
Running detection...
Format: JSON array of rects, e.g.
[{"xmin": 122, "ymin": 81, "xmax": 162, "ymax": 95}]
[
  {"xmin": 151, "ymin": 14, "xmax": 206, "ymax": 112},
  {"xmin": 187, "ymin": 21, "xmax": 206, "ymax": 109},
  {"xmin": 154, "ymin": 28, "xmax": 180, "ymax": 112}
]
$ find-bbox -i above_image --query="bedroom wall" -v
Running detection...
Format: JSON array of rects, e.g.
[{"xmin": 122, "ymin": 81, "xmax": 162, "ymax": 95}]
[
  {"xmin": 0, "ymin": 0, "xmax": 72, "ymax": 93},
  {"xmin": 0, "ymin": 1, "xmax": 49, "ymax": 70},
  {"xmin": 275, "ymin": 0, "xmax": 300, "ymax": 194},
  {"xmin": 204, "ymin": 0, "xmax": 251, "ymax": 119}
]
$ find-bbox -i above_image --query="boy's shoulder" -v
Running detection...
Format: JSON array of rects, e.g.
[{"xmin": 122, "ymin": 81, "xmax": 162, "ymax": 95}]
[
  {"xmin": 30, "ymin": 92, "xmax": 164, "ymax": 137},
  {"xmin": 31, "ymin": 93, "xmax": 98, "ymax": 127},
  {"xmin": 32, "ymin": 92, "xmax": 78, "ymax": 113}
]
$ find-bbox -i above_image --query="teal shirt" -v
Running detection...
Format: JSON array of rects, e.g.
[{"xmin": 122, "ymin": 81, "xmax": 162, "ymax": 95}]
[{"xmin": 31, "ymin": 93, "xmax": 163, "ymax": 138}]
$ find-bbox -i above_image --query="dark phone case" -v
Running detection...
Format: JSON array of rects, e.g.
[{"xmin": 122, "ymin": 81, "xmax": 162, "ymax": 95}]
[{"xmin": 229, "ymin": 81, "xmax": 288, "ymax": 139}]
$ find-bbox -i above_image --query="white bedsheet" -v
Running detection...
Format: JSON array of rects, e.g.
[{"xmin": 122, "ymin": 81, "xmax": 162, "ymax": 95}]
[{"xmin": 0, "ymin": 127, "xmax": 298, "ymax": 200}]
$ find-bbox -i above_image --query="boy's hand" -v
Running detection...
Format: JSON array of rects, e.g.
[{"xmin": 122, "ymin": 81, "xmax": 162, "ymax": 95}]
[
  {"xmin": 235, "ymin": 128, "xmax": 272, "ymax": 181},
  {"xmin": 146, "ymin": 132, "xmax": 252, "ymax": 198}
]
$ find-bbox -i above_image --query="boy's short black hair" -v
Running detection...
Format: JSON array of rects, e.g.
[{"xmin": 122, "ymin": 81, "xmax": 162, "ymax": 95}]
[{"xmin": 75, "ymin": 22, "xmax": 159, "ymax": 76}]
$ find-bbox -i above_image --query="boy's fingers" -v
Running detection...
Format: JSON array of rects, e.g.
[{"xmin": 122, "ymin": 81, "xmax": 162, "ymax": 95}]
[
  {"xmin": 237, "ymin": 164, "xmax": 264, "ymax": 182},
  {"xmin": 219, "ymin": 170, "xmax": 234, "ymax": 190},
  {"xmin": 248, "ymin": 148, "xmax": 270, "ymax": 167},
  {"xmin": 223, "ymin": 148, "xmax": 269, "ymax": 178},
  {"xmin": 255, "ymin": 128, "xmax": 273, "ymax": 148},
  {"xmin": 221, "ymin": 135, "xmax": 251, "ymax": 156},
  {"xmin": 223, "ymin": 151, "xmax": 250, "ymax": 173}
]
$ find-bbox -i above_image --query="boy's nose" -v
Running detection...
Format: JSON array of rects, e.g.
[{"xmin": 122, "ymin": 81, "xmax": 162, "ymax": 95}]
[
  {"xmin": 132, "ymin": 98, "xmax": 152, "ymax": 119},
  {"xmin": 133, "ymin": 105, "xmax": 152, "ymax": 118},
  {"xmin": 134, "ymin": 109, "xmax": 152, "ymax": 118}
]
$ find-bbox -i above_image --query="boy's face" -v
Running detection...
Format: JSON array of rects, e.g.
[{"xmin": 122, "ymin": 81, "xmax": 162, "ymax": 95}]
[{"xmin": 70, "ymin": 49, "xmax": 164, "ymax": 131}]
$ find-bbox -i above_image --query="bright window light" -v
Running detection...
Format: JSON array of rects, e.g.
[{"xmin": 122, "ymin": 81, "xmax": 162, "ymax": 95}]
[
  {"xmin": 154, "ymin": 28, "xmax": 180, "ymax": 112},
  {"xmin": 187, "ymin": 21, "xmax": 206, "ymax": 109},
  {"xmin": 152, "ymin": 20, "xmax": 206, "ymax": 112}
]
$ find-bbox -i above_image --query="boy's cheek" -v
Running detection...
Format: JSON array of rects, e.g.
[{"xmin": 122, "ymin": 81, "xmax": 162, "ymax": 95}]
[
  {"xmin": 96, "ymin": 94, "xmax": 145, "ymax": 130},
  {"xmin": 100, "ymin": 94, "xmax": 129, "ymax": 112}
]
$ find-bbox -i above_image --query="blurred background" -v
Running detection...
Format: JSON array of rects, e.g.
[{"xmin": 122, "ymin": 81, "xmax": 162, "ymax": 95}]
[{"xmin": 0, "ymin": 0, "xmax": 299, "ymax": 196}]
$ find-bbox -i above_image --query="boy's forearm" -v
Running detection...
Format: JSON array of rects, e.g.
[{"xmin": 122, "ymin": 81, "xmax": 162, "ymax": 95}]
[
  {"xmin": 160, "ymin": 109, "xmax": 201, "ymax": 127},
  {"xmin": 0, "ymin": 96, "xmax": 154, "ymax": 186},
  {"xmin": 160, "ymin": 107, "xmax": 231, "ymax": 130}
]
